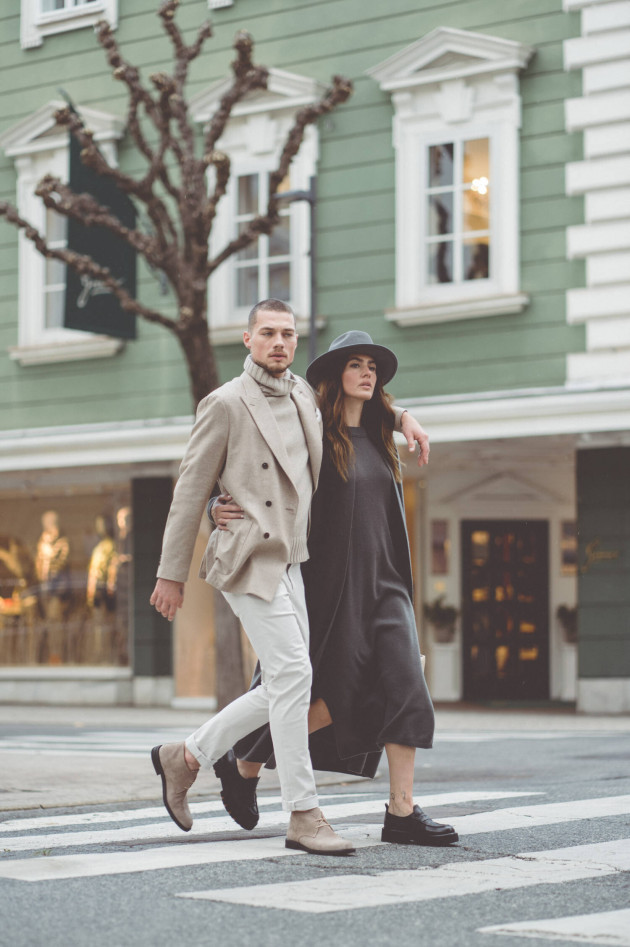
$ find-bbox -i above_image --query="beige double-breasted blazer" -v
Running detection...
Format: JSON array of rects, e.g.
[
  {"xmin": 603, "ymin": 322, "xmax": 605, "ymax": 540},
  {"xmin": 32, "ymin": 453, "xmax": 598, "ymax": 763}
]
[{"xmin": 157, "ymin": 370, "xmax": 323, "ymax": 602}]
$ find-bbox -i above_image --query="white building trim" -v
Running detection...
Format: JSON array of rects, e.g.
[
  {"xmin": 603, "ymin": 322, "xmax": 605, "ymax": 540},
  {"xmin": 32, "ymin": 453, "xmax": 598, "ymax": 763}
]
[
  {"xmin": 20, "ymin": 0, "xmax": 118, "ymax": 50},
  {"xmin": 0, "ymin": 101, "xmax": 126, "ymax": 366},
  {"xmin": 368, "ymin": 28, "xmax": 533, "ymax": 326},
  {"xmin": 564, "ymin": 1, "xmax": 630, "ymax": 385}
]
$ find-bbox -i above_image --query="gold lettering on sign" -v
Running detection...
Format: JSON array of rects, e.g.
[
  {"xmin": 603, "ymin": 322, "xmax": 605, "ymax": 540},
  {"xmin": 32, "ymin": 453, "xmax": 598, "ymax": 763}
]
[{"xmin": 580, "ymin": 539, "xmax": 620, "ymax": 574}]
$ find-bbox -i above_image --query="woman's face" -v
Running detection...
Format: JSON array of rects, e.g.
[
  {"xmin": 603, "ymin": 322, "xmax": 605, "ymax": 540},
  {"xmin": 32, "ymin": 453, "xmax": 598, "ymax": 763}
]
[{"xmin": 341, "ymin": 353, "xmax": 377, "ymax": 403}]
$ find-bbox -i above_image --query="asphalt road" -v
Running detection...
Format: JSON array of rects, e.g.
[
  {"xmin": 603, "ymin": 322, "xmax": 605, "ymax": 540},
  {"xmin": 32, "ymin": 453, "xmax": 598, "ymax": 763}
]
[{"xmin": 0, "ymin": 706, "xmax": 629, "ymax": 947}]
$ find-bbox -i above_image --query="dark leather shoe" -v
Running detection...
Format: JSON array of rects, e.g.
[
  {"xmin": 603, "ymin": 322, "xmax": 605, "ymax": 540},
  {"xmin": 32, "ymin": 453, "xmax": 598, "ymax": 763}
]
[
  {"xmin": 213, "ymin": 750, "xmax": 260, "ymax": 830},
  {"xmin": 381, "ymin": 804, "xmax": 459, "ymax": 846}
]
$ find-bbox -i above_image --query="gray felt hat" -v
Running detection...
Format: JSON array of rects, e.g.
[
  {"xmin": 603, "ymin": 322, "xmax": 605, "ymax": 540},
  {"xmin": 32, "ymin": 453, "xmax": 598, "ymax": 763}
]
[{"xmin": 306, "ymin": 331, "xmax": 398, "ymax": 387}]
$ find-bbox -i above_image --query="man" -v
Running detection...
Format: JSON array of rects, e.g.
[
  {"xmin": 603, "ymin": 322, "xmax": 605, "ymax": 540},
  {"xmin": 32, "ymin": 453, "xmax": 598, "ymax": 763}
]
[{"xmin": 150, "ymin": 299, "xmax": 429, "ymax": 856}]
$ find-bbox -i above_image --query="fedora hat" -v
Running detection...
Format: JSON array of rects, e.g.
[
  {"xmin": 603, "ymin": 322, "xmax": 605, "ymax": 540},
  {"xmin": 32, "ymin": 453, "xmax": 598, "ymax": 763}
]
[{"xmin": 306, "ymin": 331, "xmax": 398, "ymax": 387}]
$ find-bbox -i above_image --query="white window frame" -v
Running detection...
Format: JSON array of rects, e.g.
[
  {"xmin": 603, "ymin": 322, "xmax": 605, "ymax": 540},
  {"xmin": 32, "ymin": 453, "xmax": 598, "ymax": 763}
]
[
  {"xmin": 21, "ymin": 0, "xmax": 117, "ymax": 49},
  {"xmin": 0, "ymin": 101, "xmax": 126, "ymax": 366},
  {"xmin": 368, "ymin": 27, "xmax": 534, "ymax": 327},
  {"xmin": 191, "ymin": 69, "xmax": 322, "ymax": 345}
]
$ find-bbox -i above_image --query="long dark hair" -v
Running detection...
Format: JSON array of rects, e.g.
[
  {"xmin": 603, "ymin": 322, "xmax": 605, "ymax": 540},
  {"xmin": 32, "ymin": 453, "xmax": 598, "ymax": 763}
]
[{"xmin": 315, "ymin": 358, "xmax": 401, "ymax": 482}]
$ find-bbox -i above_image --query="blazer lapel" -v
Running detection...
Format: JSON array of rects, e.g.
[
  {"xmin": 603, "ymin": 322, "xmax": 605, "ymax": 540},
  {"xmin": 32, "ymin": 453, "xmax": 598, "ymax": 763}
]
[{"xmin": 240, "ymin": 373, "xmax": 296, "ymax": 486}]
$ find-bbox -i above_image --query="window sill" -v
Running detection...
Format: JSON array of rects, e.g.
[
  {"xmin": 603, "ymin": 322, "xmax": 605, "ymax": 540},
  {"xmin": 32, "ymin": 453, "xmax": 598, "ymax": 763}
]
[
  {"xmin": 9, "ymin": 336, "xmax": 124, "ymax": 366},
  {"xmin": 209, "ymin": 316, "xmax": 325, "ymax": 346},
  {"xmin": 386, "ymin": 293, "xmax": 529, "ymax": 327},
  {"xmin": 22, "ymin": 0, "xmax": 116, "ymax": 49}
]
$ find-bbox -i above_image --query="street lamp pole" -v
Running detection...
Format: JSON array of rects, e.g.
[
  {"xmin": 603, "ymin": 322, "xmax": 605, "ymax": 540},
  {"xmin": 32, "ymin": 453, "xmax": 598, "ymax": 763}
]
[{"xmin": 275, "ymin": 176, "xmax": 318, "ymax": 364}]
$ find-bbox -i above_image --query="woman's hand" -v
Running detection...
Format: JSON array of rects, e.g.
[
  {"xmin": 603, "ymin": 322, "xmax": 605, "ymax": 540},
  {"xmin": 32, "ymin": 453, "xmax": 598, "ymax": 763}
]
[
  {"xmin": 401, "ymin": 412, "xmax": 430, "ymax": 467},
  {"xmin": 212, "ymin": 493, "xmax": 244, "ymax": 531}
]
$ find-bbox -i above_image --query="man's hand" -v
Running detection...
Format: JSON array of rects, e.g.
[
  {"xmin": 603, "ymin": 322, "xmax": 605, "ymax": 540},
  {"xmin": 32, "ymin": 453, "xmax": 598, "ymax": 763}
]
[
  {"xmin": 212, "ymin": 493, "xmax": 244, "ymax": 531},
  {"xmin": 150, "ymin": 577, "xmax": 184, "ymax": 622},
  {"xmin": 401, "ymin": 412, "xmax": 430, "ymax": 467}
]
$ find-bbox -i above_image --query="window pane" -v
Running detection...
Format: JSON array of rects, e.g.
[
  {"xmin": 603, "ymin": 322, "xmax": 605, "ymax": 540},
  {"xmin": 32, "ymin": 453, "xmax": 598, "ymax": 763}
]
[
  {"xmin": 237, "ymin": 175, "xmax": 258, "ymax": 216},
  {"xmin": 237, "ymin": 266, "xmax": 258, "ymax": 308},
  {"xmin": 45, "ymin": 256, "xmax": 66, "ymax": 288},
  {"xmin": 463, "ymin": 138, "xmax": 489, "ymax": 185},
  {"xmin": 46, "ymin": 208, "xmax": 67, "ymax": 246},
  {"xmin": 464, "ymin": 239, "xmax": 489, "ymax": 281},
  {"xmin": 429, "ymin": 143, "xmax": 454, "ymax": 188},
  {"xmin": 236, "ymin": 221, "xmax": 259, "ymax": 261},
  {"xmin": 45, "ymin": 288, "xmax": 66, "ymax": 329},
  {"xmin": 428, "ymin": 241, "xmax": 453, "ymax": 284},
  {"xmin": 431, "ymin": 520, "xmax": 450, "ymax": 575},
  {"xmin": 269, "ymin": 263, "xmax": 290, "ymax": 300},
  {"xmin": 269, "ymin": 216, "xmax": 290, "ymax": 257},
  {"xmin": 428, "ymin": 194, "xmax": 453, "ymax": 237},
  {"xmin": 0, "ymin": 496, "xmax": 131, "ymax": 668},
  {"xmin": 463, "ymin": 186, "xmax": 489, "ymax": 233}
]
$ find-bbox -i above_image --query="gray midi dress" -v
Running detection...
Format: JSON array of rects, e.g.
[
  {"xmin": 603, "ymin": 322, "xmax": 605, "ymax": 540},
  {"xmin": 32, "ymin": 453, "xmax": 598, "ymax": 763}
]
[{"xmin": 312, "ymin": 428, "xmax": 434, "ymax": 759}]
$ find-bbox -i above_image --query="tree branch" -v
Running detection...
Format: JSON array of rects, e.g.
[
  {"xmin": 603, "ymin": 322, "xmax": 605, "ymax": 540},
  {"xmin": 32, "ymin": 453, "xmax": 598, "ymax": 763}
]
[
  {"xmin": 0, "ymin": 201, "xmax": 175, "ymax": 330},
  {"xmin": 207, "ymin": 74, "xmax": 353, "ymax": 276}
]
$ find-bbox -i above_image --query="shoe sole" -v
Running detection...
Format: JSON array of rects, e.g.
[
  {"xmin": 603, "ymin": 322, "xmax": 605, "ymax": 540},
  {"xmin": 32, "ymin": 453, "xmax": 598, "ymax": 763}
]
[
  {"xmin": 151, "ymin": 745, "xmax": 192, "ymax": 833},
  {"xmin": 381, "ymin": 828, "xmax": 459, "ymax": 846},
  {"xmin": 285, "ymin": 839, "xmax": 356, "ymax": 856}
]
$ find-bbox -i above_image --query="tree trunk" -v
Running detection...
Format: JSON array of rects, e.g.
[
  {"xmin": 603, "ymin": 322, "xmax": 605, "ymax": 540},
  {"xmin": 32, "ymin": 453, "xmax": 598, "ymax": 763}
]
[
  {"xmin": 213, "ymin": 587, "xmax": 247, "ymax": 710},
  {"xmin": 177, "ymin": 318, "xmax": 221, "ymax": 409},
  {"xmin": 176, "ymin": 313, "xmax": 247, "ymax": 709}
]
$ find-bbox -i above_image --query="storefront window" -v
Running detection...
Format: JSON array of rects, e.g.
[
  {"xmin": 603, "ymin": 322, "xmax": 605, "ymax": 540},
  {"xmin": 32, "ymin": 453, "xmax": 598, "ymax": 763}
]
[{"xmin": 0, "ymin": 490, "xmax": 131, "ymax": 666}]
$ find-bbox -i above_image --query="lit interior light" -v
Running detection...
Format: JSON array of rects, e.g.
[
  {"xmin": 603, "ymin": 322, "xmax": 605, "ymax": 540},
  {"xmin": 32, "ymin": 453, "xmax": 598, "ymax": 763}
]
[{"xmin": 471, "ymin": 176, "xmax": 489, "ymax": 195}]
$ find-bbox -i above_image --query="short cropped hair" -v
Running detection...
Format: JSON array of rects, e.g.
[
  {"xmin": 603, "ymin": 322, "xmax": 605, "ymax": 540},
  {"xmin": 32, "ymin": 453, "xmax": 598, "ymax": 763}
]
[{"xmin": 248, "ymin": 299, "xmax": 295, "ymax": 333}]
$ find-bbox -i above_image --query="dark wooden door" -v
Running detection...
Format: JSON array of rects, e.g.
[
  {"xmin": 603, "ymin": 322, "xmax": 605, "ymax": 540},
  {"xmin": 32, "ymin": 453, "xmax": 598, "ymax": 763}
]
[{"xmin": 462, "ymin": 520, "xmax": 549, "ymax": 701}]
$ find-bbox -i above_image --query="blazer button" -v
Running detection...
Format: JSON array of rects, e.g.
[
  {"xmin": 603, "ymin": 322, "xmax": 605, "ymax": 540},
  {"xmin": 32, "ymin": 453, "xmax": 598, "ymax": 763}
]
[
  {"xmin": 263, "ymin": 532, "xmax": 270, "ymax": 539},
  {"xmin": 265, "ymin": 501, "xmax": 272, "ymax": 507},
  {"xmin": 262, "ymin": 462, "xmax": 269, "ymax": 469}
]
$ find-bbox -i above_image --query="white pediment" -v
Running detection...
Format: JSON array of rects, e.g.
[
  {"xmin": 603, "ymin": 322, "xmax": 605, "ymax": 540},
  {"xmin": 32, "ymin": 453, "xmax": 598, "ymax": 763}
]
[
  {"xmin": 441, "ymin": 472, "xmax": 561, "ymax": 506},
  {"xmin": 0, "ymin": 101, "xmax": 125, "ymax": 158},
  {"xmin": 190, "ymin": 68, "xmax": 327, "ymax": 123},
  {"xmin": 367, "ymin": 27, "xmax": 534, "ymax": 91}
]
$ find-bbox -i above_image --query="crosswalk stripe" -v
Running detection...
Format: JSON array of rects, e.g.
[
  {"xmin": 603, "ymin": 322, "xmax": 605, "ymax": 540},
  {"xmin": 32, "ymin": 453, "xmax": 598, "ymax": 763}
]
[
  {"xmin": 0, "ymin": 792, "xmax": 627, "ymax": 882},
  {"xmin": 0, "ymin": 791, "xmax": 364, "ymax": 833},
  {"xmin": 177, "ymin": 839, "xmax": 630, "ymax": 913},
  {"xmin": 478, "ymin": 908, "xmax": 630, "ymax": 945},
  {"xmin": 0, "ymin": 790, "xmax": 539, "ymax": 852}
]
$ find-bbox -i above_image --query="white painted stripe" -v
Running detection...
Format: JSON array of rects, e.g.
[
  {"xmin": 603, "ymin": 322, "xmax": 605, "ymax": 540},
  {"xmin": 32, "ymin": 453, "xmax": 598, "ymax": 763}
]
[
  {"xmin": 479, "ymin": 908, "xmax": 630, "ymax": 945},
  {"xmin": 450, "ymin": 794, "xmax": 630, "ymax": 836},
  {"xmin": 0, "ymin": 789, "xmax": 531, "ymax": 834},
  {"xmin": 0, "ymin": 826, "xmax": 378, "ymax": 883},
  {"xmin": 178, "ymin": 840, "xmax": 630, "ymax": 913}
]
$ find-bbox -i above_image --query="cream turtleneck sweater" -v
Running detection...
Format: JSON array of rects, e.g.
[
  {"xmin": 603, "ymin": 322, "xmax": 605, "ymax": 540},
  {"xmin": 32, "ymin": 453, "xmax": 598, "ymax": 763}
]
[{"xmin": 243, "ymin": 355, "xmax": 312, "ymax": 563}]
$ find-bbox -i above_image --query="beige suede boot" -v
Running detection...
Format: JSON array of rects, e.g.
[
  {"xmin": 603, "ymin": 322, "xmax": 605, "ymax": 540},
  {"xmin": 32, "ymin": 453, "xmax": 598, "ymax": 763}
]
[
  {"xmin": 285, "ymin": 808, "xmax": 355, "ymax": 855},
  {"xmin": 151, "ymin": 743, "xmax": 198, "ymax": 832}
]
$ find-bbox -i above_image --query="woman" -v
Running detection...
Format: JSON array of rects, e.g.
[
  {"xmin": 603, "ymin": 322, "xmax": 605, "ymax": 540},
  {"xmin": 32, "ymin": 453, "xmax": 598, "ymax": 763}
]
[{"xmin": 215, "ymin": 332, "xmax": 457, "ymax": 847}]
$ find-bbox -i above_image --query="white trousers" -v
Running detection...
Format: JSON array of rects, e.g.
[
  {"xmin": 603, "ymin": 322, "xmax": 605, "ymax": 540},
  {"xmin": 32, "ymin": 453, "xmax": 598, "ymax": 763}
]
[{"xmin": 186, "ymin": 564, "xmax": 318, "ymax": 812}]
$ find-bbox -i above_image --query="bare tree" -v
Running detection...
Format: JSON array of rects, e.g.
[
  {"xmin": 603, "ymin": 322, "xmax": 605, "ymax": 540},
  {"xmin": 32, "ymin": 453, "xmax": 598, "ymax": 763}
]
[
  {"xmin": 0, "ymin": 0, "xmax": 352, "ymax": 705},
  {"xmin": 0, "ymin": 0, "xmax": 352, "ymax": 405}
]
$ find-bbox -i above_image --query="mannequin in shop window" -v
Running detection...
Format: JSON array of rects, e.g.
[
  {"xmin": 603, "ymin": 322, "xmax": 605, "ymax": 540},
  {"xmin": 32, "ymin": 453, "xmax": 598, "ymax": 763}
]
[
  {"xmin": 35, "ymin": 511, "xmax": 71, "ymax": 664},
  {"xmin": 0, "ymin": 536, "xmax": 38, "ymax": 664},
  {"xmin": 87, "ymin": 514, "xmax": 117, "ymax": 663},
  {"xmin": 107, "ymin": 506, "xmax": 132, "ymax": 666}
]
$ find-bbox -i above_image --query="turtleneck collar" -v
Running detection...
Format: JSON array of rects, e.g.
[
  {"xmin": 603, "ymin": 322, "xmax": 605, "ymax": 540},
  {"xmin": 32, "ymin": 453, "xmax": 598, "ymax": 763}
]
[{"xmin": 244, "ymin": 354, "xmax": 296, "ymax": 397}]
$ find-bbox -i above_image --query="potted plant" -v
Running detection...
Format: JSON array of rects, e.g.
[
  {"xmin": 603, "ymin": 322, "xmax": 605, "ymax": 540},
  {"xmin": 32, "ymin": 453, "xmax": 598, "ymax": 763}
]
[
  {"xmin": 557, "ymin": 604, "xmax": 578, "ymax": 644},
  {"xmin": 423, "ymin": 595, "xmax": 459, "ymax": 643}
]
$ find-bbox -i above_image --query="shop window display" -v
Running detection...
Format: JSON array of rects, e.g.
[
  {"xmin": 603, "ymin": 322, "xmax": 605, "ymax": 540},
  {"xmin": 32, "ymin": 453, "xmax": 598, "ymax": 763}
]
[{"xmin": 0, "ymin": 491, "xmax": 131, "ymax": 667}]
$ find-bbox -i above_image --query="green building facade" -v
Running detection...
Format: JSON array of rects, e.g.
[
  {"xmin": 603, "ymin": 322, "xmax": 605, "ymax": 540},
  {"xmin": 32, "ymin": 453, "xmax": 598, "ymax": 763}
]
[{"xmin": 1, "ymin": 0, "xmax": 628, "ymax": 711}]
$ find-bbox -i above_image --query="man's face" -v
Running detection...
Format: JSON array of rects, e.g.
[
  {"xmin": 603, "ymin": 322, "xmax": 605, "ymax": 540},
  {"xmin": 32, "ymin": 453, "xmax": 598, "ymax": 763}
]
[{"xmin": 244, "ymin": 309, "xmax": 298, "ymax": 376}]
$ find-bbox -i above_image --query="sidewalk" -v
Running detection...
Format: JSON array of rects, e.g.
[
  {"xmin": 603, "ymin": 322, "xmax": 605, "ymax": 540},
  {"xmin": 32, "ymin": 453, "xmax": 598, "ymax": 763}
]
[{"xmin": 1, "ymin": 702, "xmax": 628, "ymax": 813}]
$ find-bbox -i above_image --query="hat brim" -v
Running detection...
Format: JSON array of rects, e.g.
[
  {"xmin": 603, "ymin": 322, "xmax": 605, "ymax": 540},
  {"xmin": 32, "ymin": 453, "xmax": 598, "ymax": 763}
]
[{"xmin": 306, "ymin": 343, "xmax": 398, "ymax": 387}]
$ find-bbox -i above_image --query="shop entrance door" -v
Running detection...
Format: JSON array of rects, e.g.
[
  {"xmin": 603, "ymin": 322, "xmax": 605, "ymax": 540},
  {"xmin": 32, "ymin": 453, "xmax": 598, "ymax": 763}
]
[{"xmin": 462, "ymin": 520, "xmax": 549, "ymax": 701}]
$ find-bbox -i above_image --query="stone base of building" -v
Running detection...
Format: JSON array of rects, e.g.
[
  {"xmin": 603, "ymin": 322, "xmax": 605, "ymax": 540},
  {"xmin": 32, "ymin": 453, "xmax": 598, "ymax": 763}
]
[
  {"xmin": 0, "ymin": 669, "xmax": 175, "ymax": 706},
  {"xmin": 577, "ymin": 678, "xmax": 630, "ymax": 714}
]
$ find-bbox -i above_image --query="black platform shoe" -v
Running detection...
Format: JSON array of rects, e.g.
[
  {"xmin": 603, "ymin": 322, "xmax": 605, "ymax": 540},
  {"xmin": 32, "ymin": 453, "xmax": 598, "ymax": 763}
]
[
  {"xmin": 381, "ymin": 804, "xmax": 459, "ymax": 846},
  {"xmin": 213, "ymin": 749, "xmax": 260, "ymax": 830}
]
